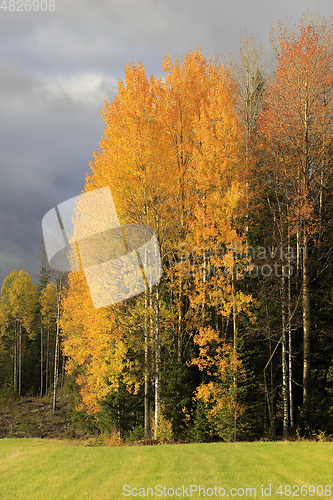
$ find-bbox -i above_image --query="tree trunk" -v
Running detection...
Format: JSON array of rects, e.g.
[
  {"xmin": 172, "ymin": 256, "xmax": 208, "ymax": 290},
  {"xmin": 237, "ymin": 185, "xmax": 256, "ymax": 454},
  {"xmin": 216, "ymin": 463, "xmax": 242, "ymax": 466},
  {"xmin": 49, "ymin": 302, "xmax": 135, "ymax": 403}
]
[
  {"xmin": 232, "ymin": 263, "xmax": 238, "ymax": 441},
  {"xmin": 154, "ymin": 283, "xmax": 160, "ymax": 440},
  {"xmin": 178, "ymin": 278, "xmax": 184, "ymax": 361},
  {"xmin": 270, "ymin": 338, "xmax": 274, "ymax": 434},
  {"xmin": 296, "ymin": 231, "xmax": 300, "ymax": 291},
  {"xmin": 281, "ymin": 257, "xmax": 289, "ymax": 439},
  {"xmin": 144, "ymin": 280, "xmax": 151, "ymax": 439},
  {"xmin": 53, "ymin": 274, "xmax": 62, "ymax": 412},
  {"xmin": 40, "ymin": 316, "xmax": 43, "ymax": 397},
  {"xmin": 302, "ymin": 232, "xmax": 311, "ymax": 404},
  {"xmin": 61, "ymin": 354, "xmax": 65, "ymax": 389},
  {"xmin": 52, "ymin": 317, "xmax": 59, "ymax": 411},
  {"xmin": 45, "ymin": 322, "xmax": 50, "ymax": 395},
  {"xmin": 287, "ymin": 226, "xmax": 294, "ymax": 428},
  {"xmin": 13, "ymin": 321, "xmax": 17, "ymax": 395},
  {"xmin": 141, "ymin": 195, "xmax": 151, "ymax": 440},
  {"xmin": 18, "ymin": 322, "xmax": 22, "ymax": 399},
  {"xmin": 302, "ymin": 92, "xmax": 311, "ymax": 405}
]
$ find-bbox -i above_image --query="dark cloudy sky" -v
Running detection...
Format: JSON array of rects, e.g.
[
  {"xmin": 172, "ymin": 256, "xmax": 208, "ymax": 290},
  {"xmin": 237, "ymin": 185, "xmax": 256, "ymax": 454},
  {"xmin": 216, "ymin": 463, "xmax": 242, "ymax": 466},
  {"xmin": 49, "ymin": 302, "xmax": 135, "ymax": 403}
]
[{"xmin": 0, "ymin": 0, "xmax": 332, "ymax": 288}]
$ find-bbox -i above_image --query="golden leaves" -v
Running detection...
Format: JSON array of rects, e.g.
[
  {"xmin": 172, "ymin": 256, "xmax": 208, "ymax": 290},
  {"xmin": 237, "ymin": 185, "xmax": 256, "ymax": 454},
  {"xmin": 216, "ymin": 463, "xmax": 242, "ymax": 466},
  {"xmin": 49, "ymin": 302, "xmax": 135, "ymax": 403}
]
[{"xmin": 1, "ymin": 269, "xmax": 38, "ymax": 335}]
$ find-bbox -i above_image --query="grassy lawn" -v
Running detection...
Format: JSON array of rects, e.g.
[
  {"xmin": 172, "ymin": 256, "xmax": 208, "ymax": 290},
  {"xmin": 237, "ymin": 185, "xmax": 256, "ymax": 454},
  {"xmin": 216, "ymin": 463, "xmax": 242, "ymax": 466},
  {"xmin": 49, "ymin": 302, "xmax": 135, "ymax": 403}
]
[{"xmin": 0, "ymin": 439, "xmax": 332, "ymax": 499}]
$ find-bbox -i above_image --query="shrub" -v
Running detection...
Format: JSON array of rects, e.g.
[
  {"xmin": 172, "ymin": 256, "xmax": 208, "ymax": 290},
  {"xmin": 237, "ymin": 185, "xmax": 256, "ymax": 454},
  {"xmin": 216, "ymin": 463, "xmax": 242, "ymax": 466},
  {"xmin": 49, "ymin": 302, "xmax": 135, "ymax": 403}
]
[
  {"xmin": 127, "ymin": 424, "xmax": 144, "ymax": 442},
  {"xmin": 104, "ymin": 428, "xmax": 124, "ymax": 447}
]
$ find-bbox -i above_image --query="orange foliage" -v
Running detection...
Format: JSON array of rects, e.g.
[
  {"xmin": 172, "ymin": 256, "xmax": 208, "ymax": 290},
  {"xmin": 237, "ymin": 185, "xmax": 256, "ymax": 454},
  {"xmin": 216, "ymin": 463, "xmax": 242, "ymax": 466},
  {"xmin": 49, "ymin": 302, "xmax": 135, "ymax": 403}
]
[{"xmin": 259, "ymin": 22, "xmax": 333, "ymax": 238}]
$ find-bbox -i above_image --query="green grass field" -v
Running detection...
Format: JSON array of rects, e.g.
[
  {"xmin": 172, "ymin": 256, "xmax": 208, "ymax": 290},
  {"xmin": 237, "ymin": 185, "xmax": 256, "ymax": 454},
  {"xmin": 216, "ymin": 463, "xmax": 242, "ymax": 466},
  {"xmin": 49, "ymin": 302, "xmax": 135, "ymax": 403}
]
[{"xmin": 0, "ymin": 439, "xmax": 332, "ymax": 499}]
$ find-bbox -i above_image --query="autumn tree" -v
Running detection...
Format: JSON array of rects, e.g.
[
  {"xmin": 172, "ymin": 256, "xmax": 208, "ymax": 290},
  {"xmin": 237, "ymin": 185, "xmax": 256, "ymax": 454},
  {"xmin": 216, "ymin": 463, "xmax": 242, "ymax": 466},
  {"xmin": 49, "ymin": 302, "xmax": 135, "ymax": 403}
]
[
  {"xmin": 189, "ymin": 58, "xmax": 255, "ymax": 333},
  {"xmin": 259, "ymin": 17, "xmax": 333, "ymax": 412},
  {"xmin": 60, "ymin": 265, "xmax": 142, "ymax": 419},
  {"xmin": 0, "ymin": 270, "xmax": 38, "ymax": 397},
  {"xmin": 80, "ymin": 60, "xmax": 170, "ymax": 437}
]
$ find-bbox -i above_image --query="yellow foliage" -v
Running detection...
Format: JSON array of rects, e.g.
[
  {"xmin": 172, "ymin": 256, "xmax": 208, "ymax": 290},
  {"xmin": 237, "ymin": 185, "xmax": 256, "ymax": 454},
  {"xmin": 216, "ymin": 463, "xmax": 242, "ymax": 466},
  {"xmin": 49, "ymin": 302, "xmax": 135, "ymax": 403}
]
[
  {"xmin": 191, "ymin": 326, "xmax": 246, "ymax": 440},
  {"xmin": 104, "ymin": 428, "xmax": 124, "ymax": 447}
]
